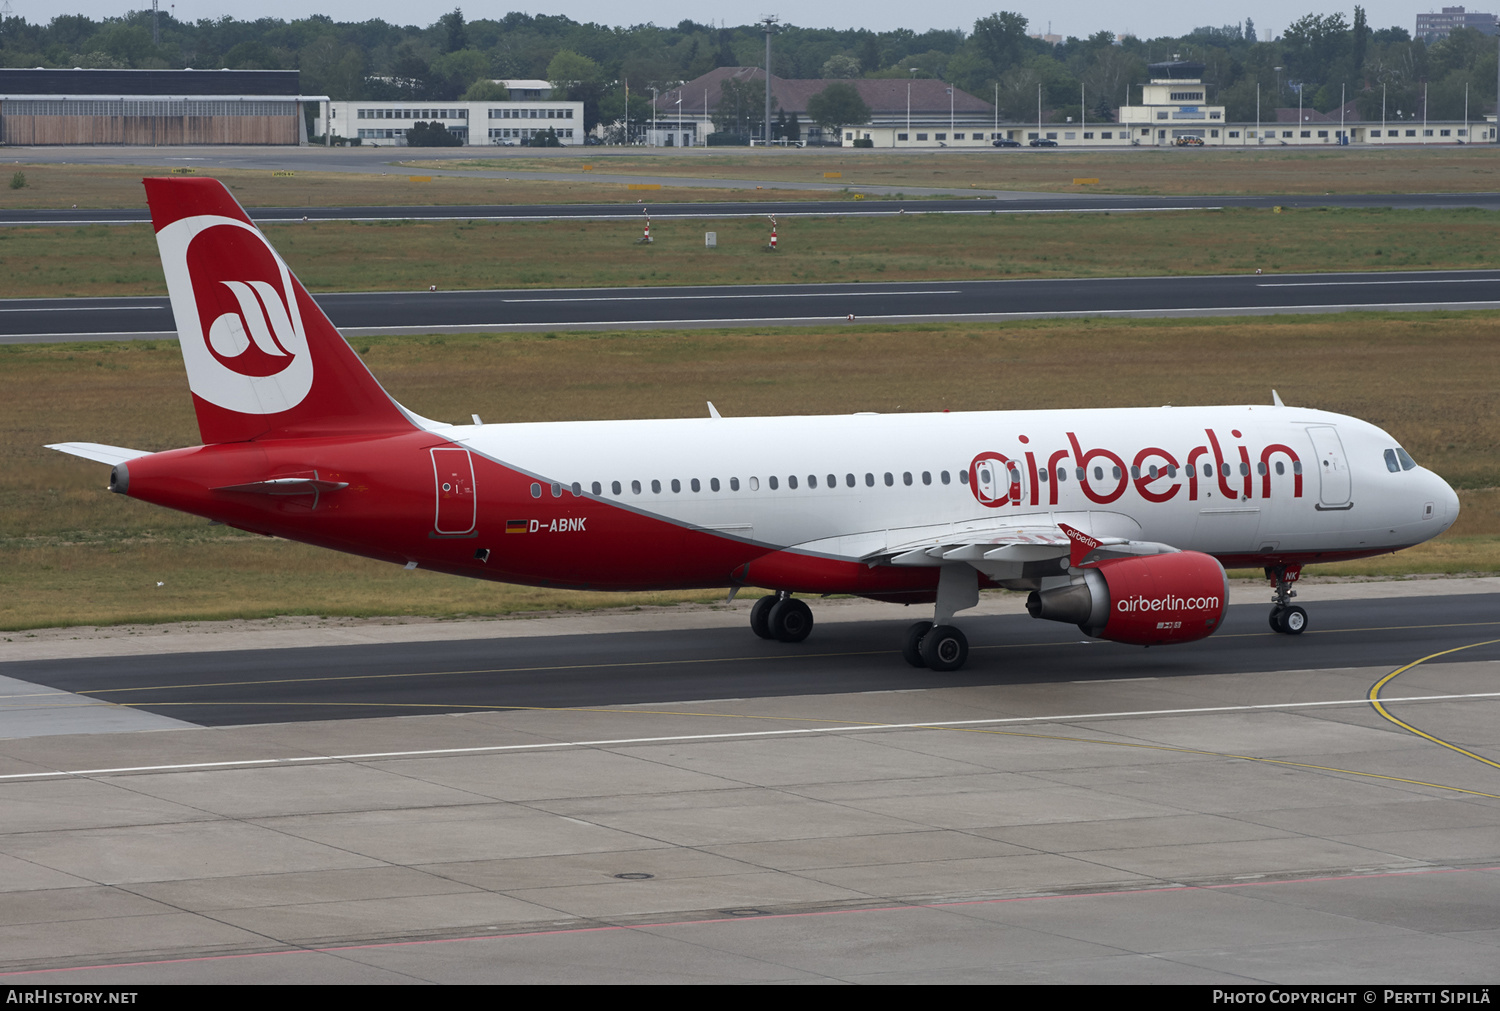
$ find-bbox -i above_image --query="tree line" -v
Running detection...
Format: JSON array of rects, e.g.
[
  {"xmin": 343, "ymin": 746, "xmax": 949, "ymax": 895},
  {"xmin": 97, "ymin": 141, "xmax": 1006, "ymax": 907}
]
[{"xmin": 0, "ymin": 7, "xmax": 1493, "ymax": 131}]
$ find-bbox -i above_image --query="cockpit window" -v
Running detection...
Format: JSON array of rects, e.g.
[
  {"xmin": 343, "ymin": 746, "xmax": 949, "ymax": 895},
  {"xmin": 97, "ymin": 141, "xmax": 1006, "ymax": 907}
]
[
  {"xmin": 1384, "ymin": 449, "xmax": 1400, "ymax": 473},
  {"xmin": 1396, "ymin": 447, "xmax": 1417, "ymax": 471}
]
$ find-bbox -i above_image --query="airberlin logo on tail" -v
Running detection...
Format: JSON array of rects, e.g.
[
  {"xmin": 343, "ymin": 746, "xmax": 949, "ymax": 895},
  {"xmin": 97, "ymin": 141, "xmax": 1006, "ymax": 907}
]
[
  {"xmin": 154, "ymin": 214, "xmax": 314, "ymax": 415},
  {"xmin": 205, "ymin": 280, "xmax": 299, "ymax": 376}
]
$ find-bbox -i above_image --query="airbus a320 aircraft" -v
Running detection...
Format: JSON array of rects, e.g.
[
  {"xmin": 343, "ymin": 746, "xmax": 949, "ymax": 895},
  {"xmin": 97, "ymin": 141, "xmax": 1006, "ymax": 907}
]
[{"xmin": 50, "ymin": 179, "xmax": 1460, "ymax": 672}]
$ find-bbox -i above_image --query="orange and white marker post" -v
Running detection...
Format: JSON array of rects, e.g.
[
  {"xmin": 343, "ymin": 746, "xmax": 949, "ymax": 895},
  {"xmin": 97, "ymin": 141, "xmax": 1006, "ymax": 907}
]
[
  {"xmin": 768, "ymin": 214, "xmax": 778, "ymax": 251},
  {"xmin": 640, "ymin": 208, "xmax": 652, "ymax": 244}
]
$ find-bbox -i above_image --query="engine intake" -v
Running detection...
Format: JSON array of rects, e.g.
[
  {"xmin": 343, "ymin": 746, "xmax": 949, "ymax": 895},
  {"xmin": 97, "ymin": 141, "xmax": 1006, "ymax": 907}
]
[{"xmin": 1027, "ymin": 551, "xmax": 1228, "ymax": 646}]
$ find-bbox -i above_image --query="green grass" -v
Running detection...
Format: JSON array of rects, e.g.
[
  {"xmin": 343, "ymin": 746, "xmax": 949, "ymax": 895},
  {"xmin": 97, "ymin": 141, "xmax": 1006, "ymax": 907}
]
[{"xmin": 4, "ymin": 206, "xmax": 1500, "ymax": 298}]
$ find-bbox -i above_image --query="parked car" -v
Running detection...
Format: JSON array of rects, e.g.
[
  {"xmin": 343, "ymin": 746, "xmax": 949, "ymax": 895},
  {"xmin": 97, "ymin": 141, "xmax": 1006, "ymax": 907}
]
[
  {"xmin": 1175, "ymin": 136, "xmax": 1205, "ymax": 146},
  {"xmin": 992, "ymin": 138, "xmax": 1021, "ymax": 147},
  {"xmin": 1029, "ymin": 138, "xmax": 1058, "ymax": 147}
]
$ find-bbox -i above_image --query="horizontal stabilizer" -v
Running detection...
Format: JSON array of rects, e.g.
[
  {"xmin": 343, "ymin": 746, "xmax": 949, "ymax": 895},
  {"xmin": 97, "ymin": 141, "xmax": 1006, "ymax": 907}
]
[{"xmin": 46, "ymin": 442, "xmax": 152, "ymax": 466}]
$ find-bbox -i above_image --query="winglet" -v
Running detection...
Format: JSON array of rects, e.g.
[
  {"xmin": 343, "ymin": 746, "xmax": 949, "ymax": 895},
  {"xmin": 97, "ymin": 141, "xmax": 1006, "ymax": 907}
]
[
  {"xmin": 1272, "ymin": 389, "xmax": 1285, "ymax": 408},
  {"xmin": 707, "ymin": 401, "xmax": 722, "ymax": 419},
  {"xmin": 1058, "ymin": 523, "xmax": 1101, "ymax": 567}
]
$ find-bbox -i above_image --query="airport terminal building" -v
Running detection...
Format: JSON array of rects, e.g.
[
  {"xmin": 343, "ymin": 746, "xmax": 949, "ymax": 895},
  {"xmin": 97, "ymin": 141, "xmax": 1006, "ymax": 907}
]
[{"xmin": 0, "ymin": 68, "xmax": 320, "ymax": 145}]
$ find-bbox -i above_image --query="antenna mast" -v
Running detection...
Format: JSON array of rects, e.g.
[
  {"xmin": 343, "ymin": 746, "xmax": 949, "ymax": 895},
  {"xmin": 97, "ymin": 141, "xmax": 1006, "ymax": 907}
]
[{"xmin": 759, "ymin": 15, "xmax": 779, "ymax": 147}]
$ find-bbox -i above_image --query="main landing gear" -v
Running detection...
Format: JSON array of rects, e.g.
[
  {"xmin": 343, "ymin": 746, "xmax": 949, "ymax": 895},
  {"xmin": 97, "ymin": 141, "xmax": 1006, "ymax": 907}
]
[
  {"xmin": 902, "ymin": 621, "xmax": 970, "ymax": 672},
  {"xmin": 749, "ymin": 591, "xmax": 813, "ymax": 643},
  {"xmin": 902, "ymin": 564, "xmax": 978, "ymax": 672},
  {"xmin": 750, "ymin": 565, "xmax": 979, "ymax": 672},
  {"xmin": 1266, "ymin": 564, "xmax": 1308, "ymax": 635}
]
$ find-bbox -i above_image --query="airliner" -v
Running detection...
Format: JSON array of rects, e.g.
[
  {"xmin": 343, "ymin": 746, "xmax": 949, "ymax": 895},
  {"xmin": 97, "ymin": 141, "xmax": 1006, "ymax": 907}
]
[{"xmin": 49, "ymin": 179, "xmax": 1460, "ymax": 671}]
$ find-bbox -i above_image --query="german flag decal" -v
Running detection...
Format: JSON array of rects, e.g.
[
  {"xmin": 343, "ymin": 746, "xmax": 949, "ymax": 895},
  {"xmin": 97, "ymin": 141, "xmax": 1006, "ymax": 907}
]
[{"xmin": 506, "ymin": 519, "xmax": 529, "ymax": 534}]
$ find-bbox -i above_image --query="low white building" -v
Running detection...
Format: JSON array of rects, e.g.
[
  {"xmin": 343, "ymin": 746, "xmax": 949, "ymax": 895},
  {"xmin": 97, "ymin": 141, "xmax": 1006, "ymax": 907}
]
[
  {"xmin": 1117, "ymin": 60, "xmax": 1226, "ymax": 145},
  {"xmin": 315, "ymin": 96, "xmax": 585, "ymax": 146}
]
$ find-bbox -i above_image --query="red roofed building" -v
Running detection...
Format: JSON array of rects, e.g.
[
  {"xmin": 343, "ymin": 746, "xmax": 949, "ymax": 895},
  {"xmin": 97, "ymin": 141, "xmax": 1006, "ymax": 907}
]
[{"xmin": 650, "ymin": 67, "xmax": 999, "ymax": 148}]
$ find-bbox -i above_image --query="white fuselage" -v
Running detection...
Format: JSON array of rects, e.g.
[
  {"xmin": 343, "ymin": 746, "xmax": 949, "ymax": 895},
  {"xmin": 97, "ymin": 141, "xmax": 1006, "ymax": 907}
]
[{"xmin": 450, "ymin": 403, "xmax": 1459, "ymax": 570}]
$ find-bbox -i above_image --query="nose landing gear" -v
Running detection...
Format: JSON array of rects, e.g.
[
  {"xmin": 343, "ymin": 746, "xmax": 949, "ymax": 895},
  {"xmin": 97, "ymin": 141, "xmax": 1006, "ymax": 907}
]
[{"xmin": 1266, "ymin": 564, "xmax": 1307, "ymax": 635}]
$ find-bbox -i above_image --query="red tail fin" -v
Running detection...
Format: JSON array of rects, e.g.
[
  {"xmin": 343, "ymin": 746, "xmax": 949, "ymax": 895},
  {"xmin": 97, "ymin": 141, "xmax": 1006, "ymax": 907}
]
[{"xmin": 145, "ymin": 177, "xmax": 415, "ymax": 444}]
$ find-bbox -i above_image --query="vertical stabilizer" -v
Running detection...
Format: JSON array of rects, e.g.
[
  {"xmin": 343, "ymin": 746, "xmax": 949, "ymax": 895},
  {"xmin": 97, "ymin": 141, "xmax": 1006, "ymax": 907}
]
[{"xmin": 145, "ymin": 177, "xmax": 414, "ymax": 444}]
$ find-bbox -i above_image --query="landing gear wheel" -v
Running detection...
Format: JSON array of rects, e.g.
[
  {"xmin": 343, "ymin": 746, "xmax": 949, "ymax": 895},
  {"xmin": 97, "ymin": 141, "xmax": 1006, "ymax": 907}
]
[
  {"xmin": 1281, "ymin": 605, "xmax": 1308, "ymax": 635},
  {"xmin": 749, "ymin": 595, "xmax": 777, "ymax": 640},
  {"xmin": 768, "ymin": 597, "xmax": 813, "ymax": 643},
  {"xmin": 919, "ymin": 624, "xmax": 969, "ymax": 672},
  {"xmin": 1269, "ymin": 607, "xmax": 1285, "ymax": 633},
  {"xmin": 902, "ymin": 621, "xmax": 933, "ymax": 668}
]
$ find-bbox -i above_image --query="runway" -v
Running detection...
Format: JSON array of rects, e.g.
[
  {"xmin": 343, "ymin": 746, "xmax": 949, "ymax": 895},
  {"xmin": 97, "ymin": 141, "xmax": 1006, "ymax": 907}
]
[
  {"xmin": 0, "ymin": 583, "xmax": 1497, "ymax": 981},
  {"xmin": 6, "ymin": 592, "xmax": 1500, "ymax": 728},
  {"xmin": 6, "ymin": 268, "xmax": 1500, "ymax": 343},
  {"xmin": 6, "ymin": 191, "xmax": 1500, "ymax": 227}
]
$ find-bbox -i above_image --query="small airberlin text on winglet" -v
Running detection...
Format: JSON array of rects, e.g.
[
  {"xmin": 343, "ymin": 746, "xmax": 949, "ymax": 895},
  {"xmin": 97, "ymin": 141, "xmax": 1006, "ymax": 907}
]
[{"xmin": 1059, "ymin": 523, "xmax": 1100, "ymax": 567}]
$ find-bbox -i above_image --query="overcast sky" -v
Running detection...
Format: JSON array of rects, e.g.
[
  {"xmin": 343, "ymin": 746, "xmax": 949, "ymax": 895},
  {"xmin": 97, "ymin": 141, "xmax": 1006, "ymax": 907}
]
[{"xmin": 15, "ymin": 2, "xmax": 1430, "ymax": 42}]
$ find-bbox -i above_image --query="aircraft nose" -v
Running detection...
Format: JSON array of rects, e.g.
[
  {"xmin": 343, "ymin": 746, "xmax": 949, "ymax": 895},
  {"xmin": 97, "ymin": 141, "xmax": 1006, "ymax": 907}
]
[{"xmin": 1433, "ymin": 472, "xmax": 1461, "ymax": 532}]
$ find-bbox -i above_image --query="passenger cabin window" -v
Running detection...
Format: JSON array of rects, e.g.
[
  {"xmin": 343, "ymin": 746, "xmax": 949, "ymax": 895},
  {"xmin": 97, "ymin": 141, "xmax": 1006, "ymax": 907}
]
[
  {"xmin": 651, "ymin": 479, "xmax": 661, "ymax": 493},
  {"xmin": 612, "ymin": 480, "xmax": 622, "ymax": 495},
  {"xmin": 769, "ymin": 476, "xmax": 779, "ymax": 490},
  {"xmin": 592, "ymin": 481, "xmax": 602, "ymax": 495},
  {"xmin": 631, "ymin": 480, "xmax": 642, "ymax": 494}
]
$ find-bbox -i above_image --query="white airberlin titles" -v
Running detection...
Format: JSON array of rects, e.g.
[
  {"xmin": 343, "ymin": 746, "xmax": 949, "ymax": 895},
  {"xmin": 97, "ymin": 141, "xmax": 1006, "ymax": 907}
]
[{"xmin": 47, "ymin": 178, "xmax": 1461, "ymax": 672}]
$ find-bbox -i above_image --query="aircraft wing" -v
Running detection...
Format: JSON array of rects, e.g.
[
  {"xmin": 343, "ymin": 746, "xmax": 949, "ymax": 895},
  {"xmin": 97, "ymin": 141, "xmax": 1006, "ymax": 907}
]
[
  {"xmin": 862, "ymin": 521, "xmax": 1181, "ymax": 569},
  {"xmin": 877, "ymin": 523, "xmax": 1074, "ymax": 566},
  {"xmin": 46, "ymin": 442, "xmax": 153, "ymax": 466}
]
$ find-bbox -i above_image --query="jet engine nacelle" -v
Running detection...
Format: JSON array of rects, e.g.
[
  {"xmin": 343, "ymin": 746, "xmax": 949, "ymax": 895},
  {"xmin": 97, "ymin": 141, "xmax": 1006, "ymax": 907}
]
[{"xmin": 1026, "ymin": 551, "xmax": 1229, "ymax": 646}]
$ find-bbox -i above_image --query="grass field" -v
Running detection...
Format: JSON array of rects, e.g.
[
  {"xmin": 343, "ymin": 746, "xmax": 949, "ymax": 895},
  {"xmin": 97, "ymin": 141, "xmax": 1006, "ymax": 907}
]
[
  {"xmin": 419, "ymin": 145, "xmax": 1500, "ymax": 195},
  {"xmin": 4, "ymin": 206, "xmax": 1497, "ymax": 298},
  {"xmin": 0, "ymin": 161, "xmax": 835, "ymax": 210},
  {"xmin": 3, "ymin": 147, "xmax": 1499, "ymax": 215},
  {"xmin": 4, "ymin": 314, "xmax": 1496, "ymax": 630}
]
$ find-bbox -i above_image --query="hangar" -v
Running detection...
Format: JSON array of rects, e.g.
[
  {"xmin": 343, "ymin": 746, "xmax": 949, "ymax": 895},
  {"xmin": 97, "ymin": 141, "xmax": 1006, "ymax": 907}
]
[{"xmin": 0, "ymin": 68, "xmax": 322, "ymax": 145}]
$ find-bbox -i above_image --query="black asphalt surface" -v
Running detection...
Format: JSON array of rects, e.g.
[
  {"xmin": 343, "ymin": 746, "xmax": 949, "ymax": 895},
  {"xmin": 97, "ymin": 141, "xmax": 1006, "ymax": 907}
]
[
  {"xmin": 5, "ymin": 191, "xmax": 1500, "ymax": 226},
  {"xmin": 10, "ymin": 594, "xmax": 1500, "ymax": 726},
  {"xmin": 5, "ymin": 269, "xmax": 1500, "ymax": 341}
]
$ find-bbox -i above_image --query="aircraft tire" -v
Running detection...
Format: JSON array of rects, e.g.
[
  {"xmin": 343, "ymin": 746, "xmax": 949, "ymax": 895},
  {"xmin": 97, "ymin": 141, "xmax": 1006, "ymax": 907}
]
[
  {"xmin": 1281, "ymin": 605, "xmax": 1308, "ymax": 635},
  {"xmin": 1269, "ymin": 607, "xmax": 1285, "ymax": 633},
  {"xmin": 769, "ymin": 597, "xmax": 813, "ymax": 643},
  {"xmin": 902, "ymin": 621, "xmax": 933, "ymax": 668},
  {"xmin": 920, "ymin": 624, "xmax": 969, "ymax": 672},
  {"xmin": 750, "ymin": 595, "xmax": 777, "ymax": 639}
]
